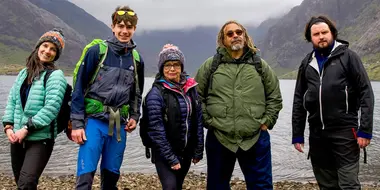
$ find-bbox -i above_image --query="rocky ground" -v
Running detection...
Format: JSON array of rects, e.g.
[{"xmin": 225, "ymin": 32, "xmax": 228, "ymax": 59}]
[{"xmin": 0, "ymin": 172, "xmax": 379, "ymax": 190}]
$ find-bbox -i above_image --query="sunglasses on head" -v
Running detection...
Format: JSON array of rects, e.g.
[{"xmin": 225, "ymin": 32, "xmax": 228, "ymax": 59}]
[
  {"xmin": 113, "ymin": 10, "xmax": 136, "ymax": 22},
  {"xmin": 116, "ymin": 10, "xmax": 135, "ymax": 16},
  {"xmin": 226, "ymin": 29, "xmax": 243, "ymax": 38}
]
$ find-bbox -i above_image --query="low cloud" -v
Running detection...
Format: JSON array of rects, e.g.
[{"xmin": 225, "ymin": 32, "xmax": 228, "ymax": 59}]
[{"xmin": 69, "ymin": 0, "xmax": 303, "ymax": 31}]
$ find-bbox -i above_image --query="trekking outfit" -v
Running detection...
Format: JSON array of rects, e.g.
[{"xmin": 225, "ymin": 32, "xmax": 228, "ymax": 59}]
[
  {"xmin": 292, "ymin": 40, "xmax": 374, "ymax": 189},
  {"xmin": 195, "ymin": 47, "xmax": 282, "ymax": 190},
  {"xmin": 145, "ymin": 77, "xmax": 204, "ymax": 190},
  {"xmin": 3, "ymin": 69, "xmax": 67, "ymax": 189},
  {"xmin": 141, "ymin": 46, "xmax": 204, "ymax": 190},
  {"xmin": 71, "ymin": 36, "xmax": 144, "ymax": 189},
  {"xmin": 2, "ymin": 29, "xmax": 67, "ymax": 190}
]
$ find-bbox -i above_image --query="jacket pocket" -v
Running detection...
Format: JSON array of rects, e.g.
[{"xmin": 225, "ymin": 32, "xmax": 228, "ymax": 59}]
[
  {"xmin": 249, "ymin": 104, "xmax": 265, "ymax": 119},
  {"xmin": 206, "ymin": 104, "xmax": 227, "ymax": 118},
  {"xmin": 249, "ymin": 107, "xmax": 265, "ymax": 126}
]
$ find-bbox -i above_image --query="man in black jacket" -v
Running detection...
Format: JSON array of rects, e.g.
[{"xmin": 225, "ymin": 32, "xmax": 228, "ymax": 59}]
[{"xmin": 292, "ymin": 15, "xmax": 374, "ymax": 190}]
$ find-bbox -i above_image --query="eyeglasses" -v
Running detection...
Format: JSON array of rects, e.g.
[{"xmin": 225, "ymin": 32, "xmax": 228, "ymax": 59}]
[
  {"xmin": 163, "ymin": 63, "xmax": 181, "ymax": 70},
  {"xmin": 226, "ymin": 29, "xmax": 243, "ymax": 38},
  {"xmin": 116, "ymin": 10, "xmax": 135, "ymax": 16}
]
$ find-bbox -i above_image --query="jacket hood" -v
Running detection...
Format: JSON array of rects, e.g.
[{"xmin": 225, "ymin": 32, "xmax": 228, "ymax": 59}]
[
  {"xmin": 106, "ymin": 36, "xmax": 137, "ymax": 54},
  {"xmin": 154, "ymin": 73, "xmax": 197, "ymax": 94},
  {"xmin": 216, "ymin": 47, "xmax": 256, "ymax": 63},
  {"xmin": 329, "ymin": 39, "xmax": 349, "ymax": 57}
]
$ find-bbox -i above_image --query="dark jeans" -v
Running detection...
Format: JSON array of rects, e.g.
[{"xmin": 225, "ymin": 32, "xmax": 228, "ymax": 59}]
[
  {"xmin": 309, "ymin": 128, "xmax": 361, "ymax": 190},
  {"xmin": 153, "ymin": 149, "xmax": 192, "ymax": 190},
  {"xmin": 206, "ymin": 130, "xmax": 272, "ymax": 190},
  {"xmin": 10, "ymin": 139, "xmax": 54, "ymax": 190}
]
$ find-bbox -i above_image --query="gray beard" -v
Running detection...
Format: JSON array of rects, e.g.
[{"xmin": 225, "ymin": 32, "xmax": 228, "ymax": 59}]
[{"xmin": 231, "ymin": 43, "xmax": 244, "ymax": 51}]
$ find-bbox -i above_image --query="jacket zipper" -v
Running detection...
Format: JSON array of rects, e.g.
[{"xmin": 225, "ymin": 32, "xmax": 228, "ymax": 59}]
[
  {"xmin": 118, "ymin": 56, "xmax": 123, "ymax": 87},
  {"xmin": 303, "ymin": 90, "xmax": 308, "ymax": 110},
  {"xmin": 320, "ymin": 69, "xmax": 325, "ymax": 130},
  {"xmin": 180, "ymin": 89, "xmax": 190, "ymax": 148},
  {"xmin": 166, "ymin": 85, "xmax": 197, "ymax": 149},
  {"xmin": 345, "ymin": 86, "xmax": 348, "ymax": 114}
]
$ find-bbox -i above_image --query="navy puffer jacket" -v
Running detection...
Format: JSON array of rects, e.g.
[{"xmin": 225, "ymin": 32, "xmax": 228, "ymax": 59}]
[{"xmin": 145, "ymin": 77, "xmax": 204, "ymax": 166}]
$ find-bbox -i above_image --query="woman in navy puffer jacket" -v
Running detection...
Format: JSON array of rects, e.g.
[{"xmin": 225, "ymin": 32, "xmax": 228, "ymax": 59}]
[{"xmin": 145, "ymin": 44, "xmax": 204, "ymax": 190}]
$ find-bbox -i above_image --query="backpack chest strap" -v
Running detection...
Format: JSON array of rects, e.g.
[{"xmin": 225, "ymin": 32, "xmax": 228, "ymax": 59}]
[{"xmin": 104, "ymin": 106, "xmax": 122, "ymax": 142}]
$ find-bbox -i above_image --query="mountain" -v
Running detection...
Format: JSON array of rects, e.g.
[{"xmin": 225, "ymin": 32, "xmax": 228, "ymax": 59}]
[
  {"xmin": 133, "ymin": 26, "xmax": 220, "ymax": 76},
  {"xmin": 28, "ymin": 0, "xmax": 111, "ymax": 41},
  {"xmin": 0, "ymin": 0, "xmax": 110, "ymax": 72},
  {"xmin": 133, "ymin": 25, "xmax": 261, "ymax": 76},
  {"xmin": 2, "ymin": 0, "xmax": 379, "ymax": 79},
  {"xmin": 252, "ymin": 17, "xmax": 280, "ymax": 44},
  {"xmin": 0, "ymin": 0, "xmax": 260, "ymax": 76},
  {"xmin": 258, "ymin": 0, "xmax": 380, "ymax": 76}
]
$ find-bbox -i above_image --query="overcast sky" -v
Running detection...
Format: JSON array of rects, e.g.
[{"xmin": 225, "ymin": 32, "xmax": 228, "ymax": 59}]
[{"xmin": 69, "ymin": 0, "xmax": 303, "ymax": 31}]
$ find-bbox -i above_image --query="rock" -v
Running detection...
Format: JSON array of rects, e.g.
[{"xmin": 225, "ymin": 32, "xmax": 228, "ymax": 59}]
[{"xmin": 0, "ymin": 173, "xmax": 379, "ymax": 189}]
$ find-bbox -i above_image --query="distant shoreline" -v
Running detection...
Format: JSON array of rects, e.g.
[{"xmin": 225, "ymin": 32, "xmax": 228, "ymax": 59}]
[
  {"xmin": 0, "ymin": 73, "xmax": 298, "ymax": 79},
  {"xmin": 1, "ymin": 68, "xmax": 379, "ymax": 81},
  {"xmin": 2, "ymin": 74, "xmax": 380, "ymax": 82}
]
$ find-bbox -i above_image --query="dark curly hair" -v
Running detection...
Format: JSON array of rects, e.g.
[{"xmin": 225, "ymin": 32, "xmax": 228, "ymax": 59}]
[{"xmin": 304, "ymin": 15, "xmax": 338, "ymax": 42}]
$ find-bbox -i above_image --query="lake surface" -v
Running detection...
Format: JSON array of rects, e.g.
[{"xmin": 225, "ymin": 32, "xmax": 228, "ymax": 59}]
[{"xmin": 0, "ymin": 76, "xmax": 379, "ymax": 183}]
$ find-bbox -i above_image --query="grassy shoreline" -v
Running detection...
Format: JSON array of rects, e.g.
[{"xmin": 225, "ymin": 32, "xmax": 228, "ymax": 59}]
[
  {"xmin": 1, "ymin": 172, "xmax": 379, "ymax": 190},
  {"xmin": 0, "ymin": 64, "xmax": 24, "ymax": 75}
]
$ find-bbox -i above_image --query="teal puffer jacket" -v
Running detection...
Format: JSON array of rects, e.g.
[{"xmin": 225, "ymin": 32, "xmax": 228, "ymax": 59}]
[{"xmin": 2, "ymin": 68, "xmax": 67, "ymax": 140}]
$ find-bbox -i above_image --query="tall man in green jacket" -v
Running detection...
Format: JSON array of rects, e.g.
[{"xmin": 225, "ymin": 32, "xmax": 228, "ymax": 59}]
[{"xmin": 195, "ymin": 20, "xmax": 283, "ymax": 190}]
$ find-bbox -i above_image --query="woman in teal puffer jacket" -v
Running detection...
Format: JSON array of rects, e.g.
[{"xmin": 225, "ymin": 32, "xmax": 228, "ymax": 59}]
[{"xmin": 2, "ymin": 28, "xmax": 67, "ymax": 190}]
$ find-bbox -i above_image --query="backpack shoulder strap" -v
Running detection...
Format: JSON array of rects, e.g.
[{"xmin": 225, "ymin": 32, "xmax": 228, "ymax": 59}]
[
  {"xmin": 153, "ymin": 83, "xmax": 170, "ymax": 114},
  {"xmin": 152, "ymin": 83, "xmax": 166, "ymax": 100},
  {"xmin": 132, "ymin": 49, "xmax": 140, "ymax": 89},
  {"xmin": 143, "ymin": 83, "xmax": 165, "ymax": 106},
  {"xmin": 204, "ymin": 53, "xmax": 223, "ymax": 96},
  {"xmin": 44, "ymin": 69, "xmax": 55, "ymax": 88},
  {"xmin": 210, "ymin": 53, "xmax": 222, "ymax": 75},
  {"xmin": 88, "ymin": 41, "xmax": 108, "ymax": 85},
  {"xmin": 252, "ymin": 54, "xmax": 263, "ymax": 76},
  {"xmin": 131, "ymin": 49, "xmax": 141, "ymax": 112},
  {"xmin": 43, "ymin": 69, "xmax": 57, "ymax": 139},
  {"xmin": 132, "ymin": 49, "xmax": 140, "ymax": 63},
  {"xmin": 246, "ymin": 54, "xmax": 264, "ymax": 84},
  {"xmin": 73, "ymin": 39, "xmax": 107, "ymax": 88}
]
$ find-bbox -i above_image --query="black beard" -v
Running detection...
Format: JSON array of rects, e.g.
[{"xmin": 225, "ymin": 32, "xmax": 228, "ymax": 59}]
[{"xmin": 314, "ymin": 41, "xmax": 334, "ymax": 56}]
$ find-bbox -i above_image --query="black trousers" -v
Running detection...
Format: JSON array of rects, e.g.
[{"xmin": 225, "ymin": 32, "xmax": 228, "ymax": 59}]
[
  {"xmin": 309, "ymin": 127, "xmax": 361, "ymax": 190},
  {"xmin": 10, "ymin": 139, "xmax": 54, "ymax": 190},
  {"xmin": 153, "ymin": 149, "xmax": 192, "ymax": 190}
]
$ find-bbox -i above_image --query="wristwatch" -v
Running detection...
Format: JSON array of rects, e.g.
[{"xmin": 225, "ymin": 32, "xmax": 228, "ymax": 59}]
[{"xmin": 22, "ymin": 125, "xmax": 29, "ymax": 131}]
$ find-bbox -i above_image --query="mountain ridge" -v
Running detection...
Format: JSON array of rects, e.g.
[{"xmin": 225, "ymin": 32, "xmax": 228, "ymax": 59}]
[{"xmin": 1, "ymin": 0, "xmax": 380, "ymax": 79}]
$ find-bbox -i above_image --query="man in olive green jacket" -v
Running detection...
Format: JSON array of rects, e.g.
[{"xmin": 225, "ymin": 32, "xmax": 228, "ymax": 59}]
[{"xmin": 195, "ymin": 20, "xmax": 282, "ymax": 190}]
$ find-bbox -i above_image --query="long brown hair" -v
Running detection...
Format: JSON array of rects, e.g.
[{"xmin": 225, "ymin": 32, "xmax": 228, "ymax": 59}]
[
  {"xmin": 217, "ymin": 20, "xmax": 257, "ymax": 53},
  {"xmin": 25, "ymin": 48, "xmax": 56, "ymax": 84}
]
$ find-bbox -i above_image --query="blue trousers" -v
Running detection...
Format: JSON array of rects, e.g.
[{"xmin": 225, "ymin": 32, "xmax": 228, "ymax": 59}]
[
  {"xmin": 76, "ymin": 118, "xmax": 127, "ymax": 190},
  {"xmin": 206, "ymin": 130, "xmax": 272, "ymax": 190}
]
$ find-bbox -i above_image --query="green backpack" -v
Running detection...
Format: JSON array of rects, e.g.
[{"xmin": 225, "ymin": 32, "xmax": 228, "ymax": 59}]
[{"xmin": 72, "ymin": 39, "xmax": 140, "ymax": 89}]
